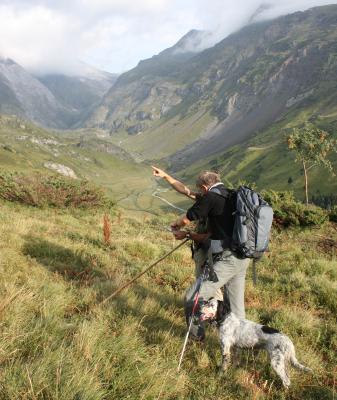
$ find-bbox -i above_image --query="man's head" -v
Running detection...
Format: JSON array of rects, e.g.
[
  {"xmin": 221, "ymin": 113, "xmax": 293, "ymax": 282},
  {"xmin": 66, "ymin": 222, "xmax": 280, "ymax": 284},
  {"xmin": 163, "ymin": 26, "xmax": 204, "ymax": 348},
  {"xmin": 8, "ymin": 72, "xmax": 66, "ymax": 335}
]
[{"xmin": 196, "ymin": 171, "xmax": 221, "ymax": 193}]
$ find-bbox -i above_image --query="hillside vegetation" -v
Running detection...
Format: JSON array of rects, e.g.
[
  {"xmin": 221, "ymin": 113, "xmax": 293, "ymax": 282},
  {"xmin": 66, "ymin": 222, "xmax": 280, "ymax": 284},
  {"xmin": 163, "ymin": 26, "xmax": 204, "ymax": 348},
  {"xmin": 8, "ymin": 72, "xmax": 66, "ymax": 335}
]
[
  {"xmin": 179, "ymin": 99, "xmax": 337, "ymax": 200},
  {"xmin": 0, "ymin": 115, "xmax": 158, "ymax": 212},
  {"xmin": 0, "ymin": 198, "xmax": 336, "ymax": 399},
  {"xmin": 1, "ymin": 109, "xmax": 336, "ymax": 218}
]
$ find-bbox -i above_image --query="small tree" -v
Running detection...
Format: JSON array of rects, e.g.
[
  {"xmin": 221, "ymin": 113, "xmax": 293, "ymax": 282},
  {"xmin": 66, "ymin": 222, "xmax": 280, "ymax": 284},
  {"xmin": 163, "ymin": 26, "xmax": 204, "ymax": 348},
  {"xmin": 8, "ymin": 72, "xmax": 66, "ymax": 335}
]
[{"xmin": 287, "ymin": 124, "xmax": 337, "ymax": 205}]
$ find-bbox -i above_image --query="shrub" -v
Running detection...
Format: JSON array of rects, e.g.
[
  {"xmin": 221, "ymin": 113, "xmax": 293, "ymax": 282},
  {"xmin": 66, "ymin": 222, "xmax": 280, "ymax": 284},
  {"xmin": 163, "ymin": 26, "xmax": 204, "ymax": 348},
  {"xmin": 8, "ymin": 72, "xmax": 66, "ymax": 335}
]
[
  {"xmin": 0, "ymin": 172, "xmax": 114, "ymax": 209},
  {"xmin": 311, "ymin": 193, "xmax": 337, "ymax": 209},
  {"xmin": 261, "ymin": 189, "xmax": 328, "ymax": 227},
  {"xmin": 329, "ymin": 206, "xmax": 337, "ymax": 223}
]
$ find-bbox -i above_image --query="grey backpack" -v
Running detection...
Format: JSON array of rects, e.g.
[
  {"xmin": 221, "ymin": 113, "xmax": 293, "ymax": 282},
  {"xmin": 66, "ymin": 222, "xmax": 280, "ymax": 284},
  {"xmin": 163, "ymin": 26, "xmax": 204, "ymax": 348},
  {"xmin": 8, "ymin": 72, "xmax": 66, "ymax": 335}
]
[{"xmin": 231, "ymin": 186, "xmax": 273, "ymax": 259}]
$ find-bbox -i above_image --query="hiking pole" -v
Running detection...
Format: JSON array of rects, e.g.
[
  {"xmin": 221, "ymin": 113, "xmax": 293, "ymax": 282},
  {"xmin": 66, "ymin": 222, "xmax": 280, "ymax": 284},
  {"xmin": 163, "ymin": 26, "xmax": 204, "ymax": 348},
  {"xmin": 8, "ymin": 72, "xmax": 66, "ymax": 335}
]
[
  {"xmin": 177, "ymin": 289, "xmax": 200, "ymax": 372},
  {"xmin": 177, "ymin": 269, "xmax": 206, "ymax": 372},
  {"xmin": 100, "ymin": 238, "xmax": 189, "ymax": 305}
]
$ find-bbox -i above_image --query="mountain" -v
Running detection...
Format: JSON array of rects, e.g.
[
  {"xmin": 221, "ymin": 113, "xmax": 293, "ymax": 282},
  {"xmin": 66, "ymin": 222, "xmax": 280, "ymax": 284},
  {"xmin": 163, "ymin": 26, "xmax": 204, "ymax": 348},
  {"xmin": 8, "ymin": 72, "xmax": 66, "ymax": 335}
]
[
  {"xmin": 37, "ymin": 66, "xmax": 117, "ymax": 126},
  {"xmin": 116, "ymin": 29, "xmax": 209, "ymax": 87},
  {"xmin": 0, "ymin": 58, "xmax": 117, "ymax": 129},
  {"xmin": 84, "ymin": 5, "xmax": 337, "ymax": 169},
  {"xmin": 83, "ymin": 29, "xmax": 212, "ymax": 135},
  {"xmin": 0, "ymin": 57, "xmax": 70, "ymax": 128}
]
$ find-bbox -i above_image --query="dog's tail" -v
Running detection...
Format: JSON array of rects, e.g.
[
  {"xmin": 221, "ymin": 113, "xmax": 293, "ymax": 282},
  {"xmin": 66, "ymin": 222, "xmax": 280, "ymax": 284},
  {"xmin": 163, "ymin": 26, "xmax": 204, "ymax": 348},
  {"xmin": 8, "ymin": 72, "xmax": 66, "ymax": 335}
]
[{"xmin": 290, "ymin": 354, "xmax": 312, "ymax": 373}]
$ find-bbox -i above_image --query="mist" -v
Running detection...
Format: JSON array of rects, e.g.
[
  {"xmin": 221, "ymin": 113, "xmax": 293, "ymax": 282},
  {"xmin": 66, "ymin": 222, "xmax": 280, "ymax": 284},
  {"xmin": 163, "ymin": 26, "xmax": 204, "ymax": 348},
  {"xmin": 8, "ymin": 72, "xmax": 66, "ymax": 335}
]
[
  {"xmin": 0, "ymin": 0, "xmax": 335, "ymax": 75},
  {"xmin": 177, "ymin": 0, "xmax": 336, "ymax": 53}
]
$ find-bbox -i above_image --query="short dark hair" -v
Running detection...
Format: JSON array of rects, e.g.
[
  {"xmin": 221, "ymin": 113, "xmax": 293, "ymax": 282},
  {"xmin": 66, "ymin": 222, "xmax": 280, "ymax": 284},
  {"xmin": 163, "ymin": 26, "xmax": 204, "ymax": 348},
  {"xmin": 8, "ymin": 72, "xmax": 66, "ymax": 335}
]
[{"xmin": 196, "ymin": 171, "xmax": 221, "ymax": 188}]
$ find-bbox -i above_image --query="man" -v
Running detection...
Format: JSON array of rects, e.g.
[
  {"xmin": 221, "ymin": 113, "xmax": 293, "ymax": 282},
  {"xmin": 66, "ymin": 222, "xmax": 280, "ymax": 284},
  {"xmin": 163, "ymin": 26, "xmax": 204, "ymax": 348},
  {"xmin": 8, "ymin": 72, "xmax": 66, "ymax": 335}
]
[
  {"xmin": 152, "ymin": 165, "xmax": 222, "ymax": 278},
  {"xmin": 152, "ymin": 167, "xmax": 227, "ymax": 339},
  {"xmin": 170, "ymin": 170, "xmax": 250, "ymax": 335}
]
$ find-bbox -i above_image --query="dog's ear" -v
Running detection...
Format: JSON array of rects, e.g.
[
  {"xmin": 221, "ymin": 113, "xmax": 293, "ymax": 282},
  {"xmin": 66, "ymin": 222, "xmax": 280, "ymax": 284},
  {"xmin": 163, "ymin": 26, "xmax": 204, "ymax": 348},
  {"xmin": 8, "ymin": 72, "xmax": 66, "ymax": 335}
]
[
  {"xmin": 217, "ymin": 301, "xmax": 224, "ymax": 321},
  {"xmin": 261, "ymin": 326, "xmax": 280, "ymax": 334},
  {"xmin": 223, "ymin": 287, "xmax": 231, "ymax": 314},
  {"xmin": 216, "ymin": 300, "xmax": 231, "ymax": 323}
]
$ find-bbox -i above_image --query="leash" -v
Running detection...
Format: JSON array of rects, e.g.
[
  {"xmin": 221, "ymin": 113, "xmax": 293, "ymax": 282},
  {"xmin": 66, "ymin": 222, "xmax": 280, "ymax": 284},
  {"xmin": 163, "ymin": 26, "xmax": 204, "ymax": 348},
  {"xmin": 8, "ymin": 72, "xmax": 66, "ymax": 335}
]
[
  {"xmin": 177, "ymin": 268, "xmax": 207, "ymax": 372},
  {"xmin": 100, "ymin": 238, "xmax": 189, "ymax": 305}
]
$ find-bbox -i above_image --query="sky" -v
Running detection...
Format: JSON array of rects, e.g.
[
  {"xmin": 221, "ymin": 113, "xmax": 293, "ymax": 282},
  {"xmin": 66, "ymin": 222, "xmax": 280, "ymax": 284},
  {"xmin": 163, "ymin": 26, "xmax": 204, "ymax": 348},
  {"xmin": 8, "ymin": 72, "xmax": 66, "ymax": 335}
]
[{"xmin": 0, "ymin": 0, "xmax": 335, "ymax": 76}]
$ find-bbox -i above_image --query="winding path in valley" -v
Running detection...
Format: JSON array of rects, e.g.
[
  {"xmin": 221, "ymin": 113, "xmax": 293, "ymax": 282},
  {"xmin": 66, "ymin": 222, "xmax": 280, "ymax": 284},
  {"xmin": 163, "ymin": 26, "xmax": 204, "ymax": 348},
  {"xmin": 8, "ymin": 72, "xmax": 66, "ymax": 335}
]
[
  {"xmin": 116, "ymin": 180, "xmax": 186, "ymax": 215},
  {"xmin": 151, "ymin": 188, "xmax": 186, "ymax": 213}
]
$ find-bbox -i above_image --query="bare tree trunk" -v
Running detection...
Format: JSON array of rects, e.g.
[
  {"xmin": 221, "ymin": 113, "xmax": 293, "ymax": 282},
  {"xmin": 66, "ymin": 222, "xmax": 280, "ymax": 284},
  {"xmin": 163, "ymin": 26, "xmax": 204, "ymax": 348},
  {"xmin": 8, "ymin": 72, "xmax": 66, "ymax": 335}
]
[{"xmin": 303, "ymin": 160, "xmax": 309, "ymax": 205}]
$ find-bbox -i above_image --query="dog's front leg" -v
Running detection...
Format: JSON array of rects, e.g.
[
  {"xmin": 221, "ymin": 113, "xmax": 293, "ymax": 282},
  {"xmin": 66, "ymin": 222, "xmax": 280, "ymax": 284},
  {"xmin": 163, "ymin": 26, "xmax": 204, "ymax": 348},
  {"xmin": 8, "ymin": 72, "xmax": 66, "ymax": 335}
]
[
  {"xmin": 219, "ymin": 322, "xmax": 237, "ymax": 372},
  {"xmin": 221, "ymin": 352, "xmax": 231, "ymax": 371},
  {"xmin": 220, "ymin": 340, "xmax": 231, "ymax": 371},
  {"xmin": 232, "ymin": 346, "xmax": 242, "ymax": 367}
]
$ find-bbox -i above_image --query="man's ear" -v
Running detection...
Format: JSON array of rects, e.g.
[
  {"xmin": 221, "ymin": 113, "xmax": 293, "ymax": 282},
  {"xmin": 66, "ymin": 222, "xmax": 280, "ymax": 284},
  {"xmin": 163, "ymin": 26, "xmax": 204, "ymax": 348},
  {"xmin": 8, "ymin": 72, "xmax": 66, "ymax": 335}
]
[{"xmin": 202, "ymin": 184, "xmax": 209, "ymax": 192}]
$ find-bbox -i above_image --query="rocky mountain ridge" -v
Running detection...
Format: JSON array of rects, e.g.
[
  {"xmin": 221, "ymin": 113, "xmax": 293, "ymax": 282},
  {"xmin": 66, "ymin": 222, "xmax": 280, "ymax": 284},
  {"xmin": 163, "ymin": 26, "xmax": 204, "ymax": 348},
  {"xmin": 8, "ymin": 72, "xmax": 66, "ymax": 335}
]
[
  {"xmin": 84, "ymin": 5, "xmax": 337, "ymax": 169},
  {"xmin": 0, "ymin": 58, "xmax": 117, "ymax": 129}
]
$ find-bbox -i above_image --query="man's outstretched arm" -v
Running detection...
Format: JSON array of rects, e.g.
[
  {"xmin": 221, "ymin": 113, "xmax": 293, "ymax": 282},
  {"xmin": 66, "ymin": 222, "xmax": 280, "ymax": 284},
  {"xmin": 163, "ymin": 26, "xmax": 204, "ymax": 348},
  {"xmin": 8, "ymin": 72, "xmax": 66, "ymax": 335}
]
[{"xmin": 152, "ymin": 166, "xmax": 196, "ymax": 200}]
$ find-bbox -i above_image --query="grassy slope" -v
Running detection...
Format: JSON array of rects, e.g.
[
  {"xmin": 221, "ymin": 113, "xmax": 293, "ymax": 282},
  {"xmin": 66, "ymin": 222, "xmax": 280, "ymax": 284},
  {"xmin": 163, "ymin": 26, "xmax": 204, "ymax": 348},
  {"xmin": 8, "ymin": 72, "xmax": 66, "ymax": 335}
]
[
  {"xmin": 0, "ymin": 116, "xmax": 159, "ymax": 213},
  {"xmin": 179, "ymin": 95, "xmax": 337, "ymax": 200},
  {"xmin": 0, "ymin": 200, "xmax": 335, "ymax": 399},
  {"xmin": 83, "ymin": 86, "xmax": 337, "ymax": 208},
  {"xmin": 2, "ymin": 109, "xmax": 335, "ymax": 220},
  {"xmin": 97, "ymin": 93, "xmax": 337, "ymax": 211},
  {"xmin": 107, "ymin": 110, "xmax": 216, "ymax": 160}
]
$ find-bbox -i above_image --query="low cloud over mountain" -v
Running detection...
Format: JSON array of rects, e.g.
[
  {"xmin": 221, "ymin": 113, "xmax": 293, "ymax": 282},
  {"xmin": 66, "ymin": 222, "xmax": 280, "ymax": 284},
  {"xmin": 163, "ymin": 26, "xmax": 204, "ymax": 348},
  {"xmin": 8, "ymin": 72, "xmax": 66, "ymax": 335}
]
[{"xmin": 0, "ymin": 0, "xmax": 334, "ymax": 74}]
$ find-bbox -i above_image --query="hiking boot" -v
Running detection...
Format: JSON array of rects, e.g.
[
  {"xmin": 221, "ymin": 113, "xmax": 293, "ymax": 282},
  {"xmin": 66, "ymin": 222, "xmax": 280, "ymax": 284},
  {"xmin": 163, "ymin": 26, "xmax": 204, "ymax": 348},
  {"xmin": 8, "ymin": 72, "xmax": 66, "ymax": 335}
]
[
  {"xmin": 200, "ymin": 298, "xmax": 218, "ymax": 322},
  {"xmin": 189, "ymin": 333, "xmax": 205, "ymax": 343},
  {"xmin": 186, "ymin": 314, "xmax": 206, "ymax": 342}
]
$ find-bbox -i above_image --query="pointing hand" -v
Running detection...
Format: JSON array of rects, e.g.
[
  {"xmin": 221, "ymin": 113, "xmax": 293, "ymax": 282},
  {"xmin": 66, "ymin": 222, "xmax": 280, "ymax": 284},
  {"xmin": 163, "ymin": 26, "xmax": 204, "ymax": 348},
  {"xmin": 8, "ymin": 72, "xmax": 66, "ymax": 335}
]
[{"xmin": 152, "ymin": 166, "xmax": 167, "ymax": 178}]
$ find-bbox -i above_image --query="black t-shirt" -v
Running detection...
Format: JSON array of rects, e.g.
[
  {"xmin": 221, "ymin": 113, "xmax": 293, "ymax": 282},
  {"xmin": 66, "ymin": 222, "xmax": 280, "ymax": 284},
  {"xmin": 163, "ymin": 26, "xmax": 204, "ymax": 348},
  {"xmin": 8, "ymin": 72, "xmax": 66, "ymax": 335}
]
[{"xmin": 186, "ymin": 184, "xmax": 234, "ymax": 242}]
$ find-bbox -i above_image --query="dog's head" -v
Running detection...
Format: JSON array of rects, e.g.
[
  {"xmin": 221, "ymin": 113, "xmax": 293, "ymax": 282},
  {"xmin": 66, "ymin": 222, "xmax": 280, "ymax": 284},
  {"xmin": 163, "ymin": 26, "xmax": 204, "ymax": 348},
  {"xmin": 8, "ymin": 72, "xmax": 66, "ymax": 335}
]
[{"xmin": 199, "ymin": 298, "xmax": 218, "ymax": 322}]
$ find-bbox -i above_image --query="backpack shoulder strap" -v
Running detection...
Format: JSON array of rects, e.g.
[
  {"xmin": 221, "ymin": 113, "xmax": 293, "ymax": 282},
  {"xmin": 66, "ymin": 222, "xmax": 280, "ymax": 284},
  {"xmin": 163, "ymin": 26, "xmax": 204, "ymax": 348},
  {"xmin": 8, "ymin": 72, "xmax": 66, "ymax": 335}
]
[{"xmin": 209, "ymin": 186, "xmax": 233, "ymax": 199}]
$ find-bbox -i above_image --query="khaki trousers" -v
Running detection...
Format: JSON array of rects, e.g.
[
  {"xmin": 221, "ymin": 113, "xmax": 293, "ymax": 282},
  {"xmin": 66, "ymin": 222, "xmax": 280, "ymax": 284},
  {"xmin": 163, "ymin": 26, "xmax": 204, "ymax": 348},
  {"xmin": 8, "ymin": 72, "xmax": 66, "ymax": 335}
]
[{"xmin": 184, "ymin": 249, "xmax": 249, "ymax": 338}]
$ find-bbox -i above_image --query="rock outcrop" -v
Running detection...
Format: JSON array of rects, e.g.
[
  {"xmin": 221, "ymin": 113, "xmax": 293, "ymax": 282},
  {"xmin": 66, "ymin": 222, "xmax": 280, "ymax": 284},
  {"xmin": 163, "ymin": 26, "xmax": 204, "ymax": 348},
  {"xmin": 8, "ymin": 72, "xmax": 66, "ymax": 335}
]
[{"xmin": 44, "ymin": 162, "xmax": 77, "ymax": 178}]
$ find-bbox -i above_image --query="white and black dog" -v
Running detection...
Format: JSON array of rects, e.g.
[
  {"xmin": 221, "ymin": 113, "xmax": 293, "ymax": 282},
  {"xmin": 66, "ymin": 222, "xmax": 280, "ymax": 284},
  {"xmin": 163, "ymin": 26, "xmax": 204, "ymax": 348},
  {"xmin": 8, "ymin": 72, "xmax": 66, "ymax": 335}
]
[{"xmin": 200, "ymin": 298, "xmax": 311, "ymax": 388}]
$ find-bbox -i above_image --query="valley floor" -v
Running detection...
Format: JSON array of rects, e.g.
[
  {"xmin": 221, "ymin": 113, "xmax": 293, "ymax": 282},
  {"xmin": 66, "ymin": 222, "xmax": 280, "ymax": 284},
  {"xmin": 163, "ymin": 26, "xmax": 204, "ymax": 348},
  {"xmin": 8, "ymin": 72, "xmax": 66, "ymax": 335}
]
[{"xmin": 0, "ymin": 201, "xmax": 336, "ymax": 399}]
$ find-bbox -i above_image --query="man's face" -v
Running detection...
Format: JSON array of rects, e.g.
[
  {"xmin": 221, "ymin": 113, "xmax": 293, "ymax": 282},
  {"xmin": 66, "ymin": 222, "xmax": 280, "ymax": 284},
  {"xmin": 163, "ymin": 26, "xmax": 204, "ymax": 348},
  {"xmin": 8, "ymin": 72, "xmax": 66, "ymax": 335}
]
[{"xmin": 196, "ymin": 183, "xmax": 208, "ymax": 195}]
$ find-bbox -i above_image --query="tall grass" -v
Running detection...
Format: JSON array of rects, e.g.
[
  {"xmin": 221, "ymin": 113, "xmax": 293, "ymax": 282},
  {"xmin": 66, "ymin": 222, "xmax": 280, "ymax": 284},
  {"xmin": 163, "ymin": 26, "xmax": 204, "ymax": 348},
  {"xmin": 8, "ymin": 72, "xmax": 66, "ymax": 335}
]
[{"xmin": 0, "ymin": 200, "xmax": 336, "ymax": 399}]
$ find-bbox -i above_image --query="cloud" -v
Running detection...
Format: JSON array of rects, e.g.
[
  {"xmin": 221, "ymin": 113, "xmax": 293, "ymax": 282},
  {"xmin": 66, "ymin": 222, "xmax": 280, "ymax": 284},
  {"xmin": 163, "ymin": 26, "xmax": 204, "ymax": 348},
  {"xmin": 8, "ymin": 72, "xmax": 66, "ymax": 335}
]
[
  {"xmin": 0, "ymin": 0, "xmax": 335, "ymax": 75},
  {"xmin": 80, "ymin": 0, "xmax": 170, "ymax": 15},
  {"xmin": 0, "ymin": 0, "xmax": 194, "ymax": 74},
  {"xmin": 179, "ymin": 0, "xmax": 336, "ymax": 53},
  {"xmin": 0, "ymin": 5, "xmax": 84, "ymax": 75}
]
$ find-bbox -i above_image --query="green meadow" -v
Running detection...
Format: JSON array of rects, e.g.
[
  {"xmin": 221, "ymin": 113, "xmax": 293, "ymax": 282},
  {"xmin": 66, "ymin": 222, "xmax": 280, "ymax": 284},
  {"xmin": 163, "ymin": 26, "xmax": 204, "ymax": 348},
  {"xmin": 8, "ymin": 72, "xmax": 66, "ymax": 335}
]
[{"xmin": 0, "ymin": 198, "xmax": 335, "ymax": 399}]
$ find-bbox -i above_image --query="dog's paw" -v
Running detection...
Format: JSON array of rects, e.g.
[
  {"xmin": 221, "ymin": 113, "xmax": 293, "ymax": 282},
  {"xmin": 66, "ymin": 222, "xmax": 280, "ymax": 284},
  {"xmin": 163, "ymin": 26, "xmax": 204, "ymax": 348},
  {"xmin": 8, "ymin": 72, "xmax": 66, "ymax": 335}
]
[
  {"xmin": 221, "ymin": 362, "xmax": 230, "ymax": 372},
  {"xmin": 217, "ymin": 365, "xmax": 226, "ymax": 376},
  {"xmin": 282, "ymin": 381, "xmax": 291, "ymax": 390}
]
